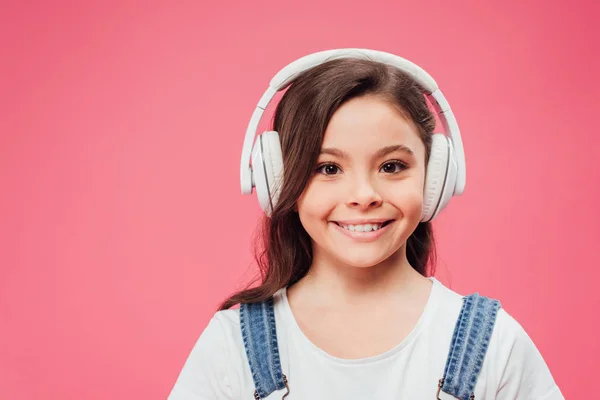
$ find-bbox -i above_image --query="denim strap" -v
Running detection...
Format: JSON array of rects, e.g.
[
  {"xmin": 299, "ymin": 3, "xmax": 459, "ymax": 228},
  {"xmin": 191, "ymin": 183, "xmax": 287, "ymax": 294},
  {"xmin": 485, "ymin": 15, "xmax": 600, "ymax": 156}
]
[
  {"xmin": 439, "ymin": 293, "xmax": 501, "ymax": 400},
  {"xmin": 240, "ymin": 298, "xmax": 288, "ymax": 399}
]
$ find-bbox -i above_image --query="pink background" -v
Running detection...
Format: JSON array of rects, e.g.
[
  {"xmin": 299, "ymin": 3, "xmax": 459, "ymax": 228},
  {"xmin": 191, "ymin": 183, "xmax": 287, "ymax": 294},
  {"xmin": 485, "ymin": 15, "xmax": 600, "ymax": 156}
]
[{"xmin": 1, "ymin": 1, "xmax": 598, "ymax": 398}]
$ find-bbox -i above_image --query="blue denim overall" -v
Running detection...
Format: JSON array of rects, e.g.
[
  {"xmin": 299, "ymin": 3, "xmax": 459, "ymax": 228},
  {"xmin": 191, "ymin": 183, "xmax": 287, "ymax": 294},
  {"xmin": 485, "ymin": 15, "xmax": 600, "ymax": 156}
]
[{"xmin": 240, "ymin": 291, "xmax": 501, "ymax": 400}]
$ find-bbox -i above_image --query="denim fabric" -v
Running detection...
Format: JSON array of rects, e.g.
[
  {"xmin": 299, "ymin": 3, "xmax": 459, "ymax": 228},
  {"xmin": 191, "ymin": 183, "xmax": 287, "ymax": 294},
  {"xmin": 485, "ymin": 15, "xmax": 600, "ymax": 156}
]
[
  {"xmin": 439, "ymin": 293, "xmax": 501, "ymax": 400},
  {"xmin": 240, "ymin": 298, "xmax": 287, "ymax": 399},
  {"xmin": 241, "ymin": 292, "xmax": 501, "ymax": 399}
]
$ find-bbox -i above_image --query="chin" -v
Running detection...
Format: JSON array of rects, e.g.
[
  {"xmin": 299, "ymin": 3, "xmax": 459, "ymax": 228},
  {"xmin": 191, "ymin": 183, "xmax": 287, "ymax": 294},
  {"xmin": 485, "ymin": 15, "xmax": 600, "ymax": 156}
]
[{"xmin": 334, "ymin": 248, "xmax": 400, "ymax": 269}]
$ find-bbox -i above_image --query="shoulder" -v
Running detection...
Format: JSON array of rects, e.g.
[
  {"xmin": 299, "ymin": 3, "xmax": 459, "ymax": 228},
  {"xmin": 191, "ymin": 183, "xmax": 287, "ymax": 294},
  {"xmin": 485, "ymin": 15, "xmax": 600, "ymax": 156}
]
[
  {"xmin": 488, "ymin": 306, "xmax": 551, "ymax": 370},
  {"xmin": 192, "ymin": 308, "xmax": 243, "ymax": 354},
  {"xmin": 434, "ymin": 280, "xmax": 552, "ymax": 370},
  {"xmin": 432, "ymin": 279, "xmax": 536, "ymax": 347},
  {"xmin": 433, "ymin": 281, "xmax": 563, "ymax": 399},
  {"xmin": 212, "ymin": 307, "xmax": 242, "ymax": 336},
  {"xmin": 168, "ymin": 308, "xmax": 245, "ymax": 400},
  {"xmin": 487, "ymin": 305, "xmax": 564, "ymax": 399},
  {"xmin": 205, "ymin": 308, "xmax": 245, "ymax": 366}
]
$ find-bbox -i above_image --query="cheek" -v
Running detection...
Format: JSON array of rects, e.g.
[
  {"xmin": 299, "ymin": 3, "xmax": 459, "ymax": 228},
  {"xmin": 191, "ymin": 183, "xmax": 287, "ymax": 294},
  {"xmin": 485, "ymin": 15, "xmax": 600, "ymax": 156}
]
[
  {"xmin": 386, "ymin": 181, "xmax": 424, "ymax": 215},
  {"xmin": 296, "ymin": 182, "xmax": 337, "ymax": 220}
]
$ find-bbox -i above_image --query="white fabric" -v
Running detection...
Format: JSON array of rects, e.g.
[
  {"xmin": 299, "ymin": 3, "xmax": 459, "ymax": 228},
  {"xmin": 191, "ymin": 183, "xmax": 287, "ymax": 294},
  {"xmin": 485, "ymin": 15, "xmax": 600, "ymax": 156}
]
[{"xmin": 168, "ymin": 278, "xmax": 563, "ymax": 399}]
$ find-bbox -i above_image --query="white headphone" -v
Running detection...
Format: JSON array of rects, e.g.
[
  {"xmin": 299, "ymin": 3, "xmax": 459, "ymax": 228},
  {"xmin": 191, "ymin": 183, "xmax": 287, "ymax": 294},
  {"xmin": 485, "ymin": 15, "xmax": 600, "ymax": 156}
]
[{"xmin": 240, "ymin": 49, "xmax": 466, "ymax": 222}]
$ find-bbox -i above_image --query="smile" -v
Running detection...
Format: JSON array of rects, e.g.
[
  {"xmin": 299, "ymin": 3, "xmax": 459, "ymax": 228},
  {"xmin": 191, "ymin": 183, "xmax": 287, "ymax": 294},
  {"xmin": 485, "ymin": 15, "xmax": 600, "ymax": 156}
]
[
  {"xmin": 334, "ymin": 221, "xmax": 393, "ymax": 232},
  {"xmin": 330, "ymin": 220, "xmax": 395, "ymax": 242}
]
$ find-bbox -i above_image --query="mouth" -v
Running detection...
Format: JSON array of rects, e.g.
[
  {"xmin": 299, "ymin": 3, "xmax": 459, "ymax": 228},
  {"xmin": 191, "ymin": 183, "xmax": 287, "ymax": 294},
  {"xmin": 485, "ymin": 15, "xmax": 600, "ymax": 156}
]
[{"xmin": 332, "ymin": 220, "xmax": 395, "ymax": 233}]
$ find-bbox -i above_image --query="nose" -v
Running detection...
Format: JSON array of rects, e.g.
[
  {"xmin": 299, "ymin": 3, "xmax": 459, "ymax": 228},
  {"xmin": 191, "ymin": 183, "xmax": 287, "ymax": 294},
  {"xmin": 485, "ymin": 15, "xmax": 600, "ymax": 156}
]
[{"xmin": 346, "ymin": 175, "xmax": 383, "ymax": 210}]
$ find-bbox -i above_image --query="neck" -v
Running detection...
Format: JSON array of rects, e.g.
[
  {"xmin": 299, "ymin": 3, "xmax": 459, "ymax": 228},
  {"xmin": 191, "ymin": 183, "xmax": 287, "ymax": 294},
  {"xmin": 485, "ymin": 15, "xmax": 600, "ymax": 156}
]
[{"xmin": 296, "ymin": 243, "xmax": 427, "ymax": 307}]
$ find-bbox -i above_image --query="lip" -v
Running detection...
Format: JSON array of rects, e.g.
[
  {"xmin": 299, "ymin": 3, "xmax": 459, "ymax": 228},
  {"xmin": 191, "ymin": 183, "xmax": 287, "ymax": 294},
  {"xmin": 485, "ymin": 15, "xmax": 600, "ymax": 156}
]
[
  {"xmin": 333, "ymin": 218, "xmax": 394, "ymax": 225},
  {"xmin": 330, "ymin": 220, "xmax": 394, "ymax": 242}
]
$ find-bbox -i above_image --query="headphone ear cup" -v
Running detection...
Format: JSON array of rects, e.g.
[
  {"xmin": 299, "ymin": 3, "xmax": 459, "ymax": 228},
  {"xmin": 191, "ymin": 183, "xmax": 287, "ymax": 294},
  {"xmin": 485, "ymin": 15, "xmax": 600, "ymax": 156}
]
[
  {"xmin": 438, "ymin": 142, "xmax": 458, "ymax": 218},
  {"xmin": 422, "ymin": 134, "xmax": 451, "ymax": 222},
  {"xmin": 251, "ymin": 131, "xmax": 284, "ymax": 216}
]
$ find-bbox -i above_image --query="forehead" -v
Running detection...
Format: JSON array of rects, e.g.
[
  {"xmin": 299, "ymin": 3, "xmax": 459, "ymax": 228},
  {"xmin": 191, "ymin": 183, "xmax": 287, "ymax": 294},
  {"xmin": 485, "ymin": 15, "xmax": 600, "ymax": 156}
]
[{"xmin": 322, "ymin": 95, "xmax": 424, "ymax": 158}]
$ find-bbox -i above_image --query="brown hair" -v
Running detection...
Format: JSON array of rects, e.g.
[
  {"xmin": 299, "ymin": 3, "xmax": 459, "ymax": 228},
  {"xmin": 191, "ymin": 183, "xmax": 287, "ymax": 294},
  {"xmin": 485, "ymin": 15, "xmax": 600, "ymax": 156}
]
[{"xmin": 219, "ymin": 58, "xmax": 438, "ymax": 310}]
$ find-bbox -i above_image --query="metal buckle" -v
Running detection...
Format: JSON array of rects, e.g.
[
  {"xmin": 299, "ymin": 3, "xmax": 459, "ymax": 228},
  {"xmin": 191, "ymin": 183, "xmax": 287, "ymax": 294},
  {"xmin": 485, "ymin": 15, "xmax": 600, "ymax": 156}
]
[
  {"xmin": 253, "ymin": 374, "xmax": 290, "ymax": 399},
  {"xmin": 436, "ymin": 377, "xmax": 475, "ymax": 399}
]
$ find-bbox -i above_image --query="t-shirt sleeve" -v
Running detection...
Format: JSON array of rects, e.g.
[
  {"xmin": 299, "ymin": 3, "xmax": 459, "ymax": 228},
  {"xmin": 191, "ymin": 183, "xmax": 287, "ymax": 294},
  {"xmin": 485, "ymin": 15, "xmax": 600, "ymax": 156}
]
[
  {"xmin": 494, "ymin": 309, "xmax": 564, "ymax": 400},
  {"xmin": 168, "ymin": 314, "xmax": 235, "ymax": 400}
]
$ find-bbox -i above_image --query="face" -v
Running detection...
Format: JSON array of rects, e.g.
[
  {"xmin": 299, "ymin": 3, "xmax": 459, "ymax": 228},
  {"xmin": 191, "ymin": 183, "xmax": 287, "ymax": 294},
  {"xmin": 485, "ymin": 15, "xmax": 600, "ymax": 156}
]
[{"xmin": 296, "ymin": 95, "xmax": 427, "ymax": 269}]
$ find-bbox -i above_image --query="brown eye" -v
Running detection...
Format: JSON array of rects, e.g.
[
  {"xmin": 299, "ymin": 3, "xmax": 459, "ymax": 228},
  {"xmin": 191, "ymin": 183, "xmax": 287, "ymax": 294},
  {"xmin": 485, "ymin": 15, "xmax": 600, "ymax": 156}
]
[
  {"xmin": 316, "ymin": 163, "xmax": 341, "ymax": 175},
  {"xmin": 380, "ymin": 161, "xmax": 407, "ymax": 173}
]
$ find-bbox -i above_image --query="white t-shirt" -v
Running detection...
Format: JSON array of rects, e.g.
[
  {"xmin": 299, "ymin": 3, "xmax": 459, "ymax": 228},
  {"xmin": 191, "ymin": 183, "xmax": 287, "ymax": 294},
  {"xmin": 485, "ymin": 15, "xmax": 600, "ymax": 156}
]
[{"xmin": 168, "ymin": 278, "xmax": 563, "ymax": 399}]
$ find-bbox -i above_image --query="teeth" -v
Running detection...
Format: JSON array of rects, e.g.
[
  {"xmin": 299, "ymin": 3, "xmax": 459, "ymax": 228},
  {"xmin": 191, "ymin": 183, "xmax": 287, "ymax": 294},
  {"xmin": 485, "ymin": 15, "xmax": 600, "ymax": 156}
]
[{"xmin": 340, "ymin": 223, "xmax": 382, "ymax": 232}]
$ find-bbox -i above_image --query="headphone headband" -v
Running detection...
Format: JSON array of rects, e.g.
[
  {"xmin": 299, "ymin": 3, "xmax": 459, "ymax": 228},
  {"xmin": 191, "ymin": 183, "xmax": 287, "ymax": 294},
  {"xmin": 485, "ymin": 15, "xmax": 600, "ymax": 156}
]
[
  {"xmin": 270, "ymin": 49, "xmax": 438, "ymax": 92},
  {"xmin": 240, "ymin": 49, "xmax": 466, "ymax": 197}
]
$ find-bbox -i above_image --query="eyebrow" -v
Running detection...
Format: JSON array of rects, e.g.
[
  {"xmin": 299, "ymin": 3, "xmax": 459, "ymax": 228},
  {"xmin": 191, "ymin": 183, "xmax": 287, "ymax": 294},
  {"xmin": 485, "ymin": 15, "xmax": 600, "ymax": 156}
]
[{"xmin": 320, "ymin": 144, "xmax": 415, "ymax": 159}]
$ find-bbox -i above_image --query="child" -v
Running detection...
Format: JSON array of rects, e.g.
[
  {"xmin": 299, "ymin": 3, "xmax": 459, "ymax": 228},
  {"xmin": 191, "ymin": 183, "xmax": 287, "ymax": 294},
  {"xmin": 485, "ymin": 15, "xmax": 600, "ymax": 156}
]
[{"xmin": 168, "ymin": 49, "xmax": 563, "ymax": 399}]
